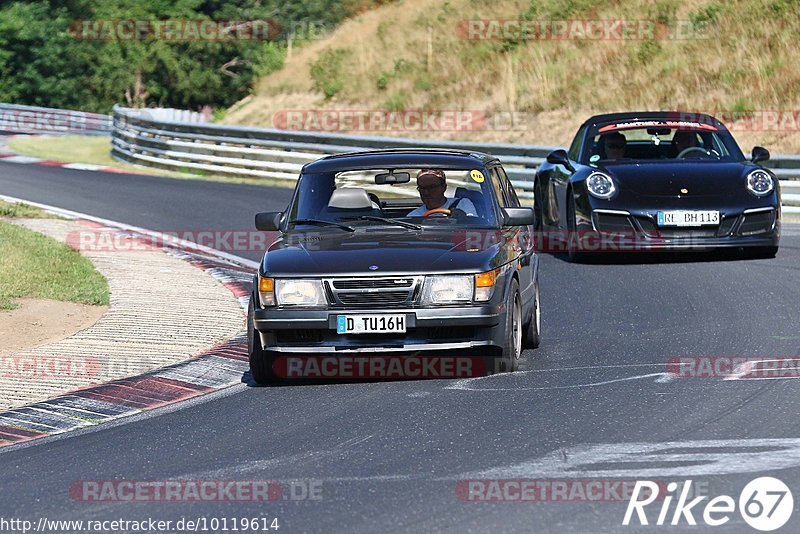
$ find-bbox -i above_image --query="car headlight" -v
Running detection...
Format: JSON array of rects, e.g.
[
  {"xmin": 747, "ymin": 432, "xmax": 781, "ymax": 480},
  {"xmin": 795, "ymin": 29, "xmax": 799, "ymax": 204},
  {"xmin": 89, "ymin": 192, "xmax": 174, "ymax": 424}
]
[
  {"xmin": 586, "ymin": 172, "xmax": 616, "ymax": 200},
  {"xmin": 422, "ymin": 276, "xmax": 473, "ymax": 304},
  {"xmin": 746, "ymin": 170, "xmax": 774, "ymax": 197},
  {"xmin": 275, "ymin": 279, "xmax": 325, "ymax": 306}
]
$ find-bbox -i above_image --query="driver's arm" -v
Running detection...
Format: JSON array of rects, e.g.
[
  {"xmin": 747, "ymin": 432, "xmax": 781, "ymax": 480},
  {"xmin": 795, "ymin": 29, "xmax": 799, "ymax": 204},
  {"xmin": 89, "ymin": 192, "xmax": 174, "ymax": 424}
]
[{"xmin": 406, "ymin": 204, "xmax": 426, "ymax": 217}]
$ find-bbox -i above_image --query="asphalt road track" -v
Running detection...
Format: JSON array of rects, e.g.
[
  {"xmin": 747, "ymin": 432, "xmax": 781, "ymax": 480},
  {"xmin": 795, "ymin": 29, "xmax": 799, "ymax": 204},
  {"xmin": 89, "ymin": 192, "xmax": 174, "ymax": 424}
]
[{"xmin": 1, "ymin": 161, "xmax": 800, "ymax": 532}]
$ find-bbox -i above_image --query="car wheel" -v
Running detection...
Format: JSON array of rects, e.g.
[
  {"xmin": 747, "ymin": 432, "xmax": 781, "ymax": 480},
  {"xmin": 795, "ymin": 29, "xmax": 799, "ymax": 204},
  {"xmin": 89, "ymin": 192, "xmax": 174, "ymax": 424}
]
[
  {"xmin": 746, "ymin": 246, "xmax": 778, "ymax": 259},
  {"xmin": 533, "ymin": 183, "xmax": 545, "ymax": 251},
  {"xmin": 566, "ymin": 193, "xmax": 587, "ymax": 263},
  {"xmin": 523, "ymin": 280, "xmax": 541, "ymax": 349},
  {"xmin": 533, "ymin": 182, "xmax": 544, "ymax": 232},
  {"xmin": 497, "ymin": 279, "xmax": 523, "ymax": 373},
  {"xmin": 248, "ymin": 297, "xmax": 277, "ymax": 384}
]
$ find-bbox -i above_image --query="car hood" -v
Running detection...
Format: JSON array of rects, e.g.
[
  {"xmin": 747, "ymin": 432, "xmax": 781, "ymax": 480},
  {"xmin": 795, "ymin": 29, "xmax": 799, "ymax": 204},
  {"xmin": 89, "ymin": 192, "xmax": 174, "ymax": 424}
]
[
  {"xmin": 599, "ymin": 162, "xmax": 751, "ymax": 197},
  {"xmin": 261, "ymin": 227, "xmax": 512, "ymax": 276}
]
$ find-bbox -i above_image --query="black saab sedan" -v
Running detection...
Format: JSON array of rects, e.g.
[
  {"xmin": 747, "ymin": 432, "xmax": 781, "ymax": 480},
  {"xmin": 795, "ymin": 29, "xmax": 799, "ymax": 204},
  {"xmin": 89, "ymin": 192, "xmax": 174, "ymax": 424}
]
[
  {"xmin": 248, "ymin": 149, "xmax": 540, "ymax": 383},
  {"xmin": 535, "ymin": 111, "xmax": 781, "ymax": 261}
]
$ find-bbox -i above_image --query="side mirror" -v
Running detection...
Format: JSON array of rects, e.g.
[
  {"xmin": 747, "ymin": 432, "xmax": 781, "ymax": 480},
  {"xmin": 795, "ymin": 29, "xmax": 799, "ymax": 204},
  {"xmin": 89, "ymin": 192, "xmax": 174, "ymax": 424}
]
[
  {"xmin": 546, "ymin": 149, "xmax": 575, "ymax": 173},
  {"xmin": 503, "ymin": 207, "xmax": 535, "ymax": 226},
  {"xmin": 751, "ymin": 146, "xmax": 770, "ymax": 164},
  {"xmin": 255, "ymin": 211, "xmax": 283, "ymax": 231}
]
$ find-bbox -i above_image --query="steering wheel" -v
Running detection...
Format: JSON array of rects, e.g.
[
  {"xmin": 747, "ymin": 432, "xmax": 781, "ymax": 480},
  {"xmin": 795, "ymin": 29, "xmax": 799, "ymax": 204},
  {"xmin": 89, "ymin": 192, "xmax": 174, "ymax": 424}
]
[
  {"xmin": 423, "ymin": 207, "xmax": 451, "ymax": 217},
  {"xmin": 677, "ymin": 146, "xmax": 711, "ymax": 159}
]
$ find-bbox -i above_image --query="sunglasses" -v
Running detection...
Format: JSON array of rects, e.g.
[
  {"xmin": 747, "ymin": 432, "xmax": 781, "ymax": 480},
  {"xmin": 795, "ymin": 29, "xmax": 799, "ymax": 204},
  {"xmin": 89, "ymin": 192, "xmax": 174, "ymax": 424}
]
[
  {"xmin": 416, "ymin": 183, "xmax": 444, "ymax": 192},
  {"xmin": 606, "ymin": 143, "xmax": 625, "ymax": 150}
]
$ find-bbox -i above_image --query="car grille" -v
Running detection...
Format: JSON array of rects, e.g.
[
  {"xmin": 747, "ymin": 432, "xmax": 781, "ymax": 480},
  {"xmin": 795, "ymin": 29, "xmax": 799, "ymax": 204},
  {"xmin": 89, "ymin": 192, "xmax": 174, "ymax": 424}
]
[
  {"xmin": 593, "ymin": 213, "xmax": 634, "ymax": 233},
  {"xmin": 332, "ymin": 278, "xmax": 414, "ymax": 290},
  {"xmin": 337, "ymin": 291, "xmax": 410, "ymax": 305},
  {"xmin": 276, "ymin": 329, "xmax": 324, "ymax": 343},
  {"xmin": 738, "ymin": 210, "xmax": 776, "ymax": 236},
  {"xmin": 326, "ymin": 277, "xmax": 421, "ymax": 307},
  {"xmin": 634, "ymin": 216, "xmax": 722, "ymax": 238},
  {"xmin": 717, "ymin": 216, "xmax": 737, "ymax": 236},
  {"xmin": 649, "ymin": 228, "xmax": 719, "ymax": 238}
]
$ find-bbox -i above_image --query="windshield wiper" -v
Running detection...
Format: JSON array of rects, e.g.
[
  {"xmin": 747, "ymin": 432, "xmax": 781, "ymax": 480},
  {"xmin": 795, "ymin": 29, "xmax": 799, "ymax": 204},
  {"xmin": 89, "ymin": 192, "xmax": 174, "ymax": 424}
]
[
  {"xmin": 348, "ymin": 216, "xmax": 422, "ymax": 230},
  {"xmin": 289, "ymin": 219, "xmax": 355, "ymax": 232}
]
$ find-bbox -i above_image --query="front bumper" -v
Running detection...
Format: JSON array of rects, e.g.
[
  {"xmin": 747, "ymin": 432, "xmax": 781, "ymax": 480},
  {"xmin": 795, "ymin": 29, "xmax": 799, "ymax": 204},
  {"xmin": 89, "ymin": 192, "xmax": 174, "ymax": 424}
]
[
  {"xmin": 253, "ymin": 304, "xmax": 504, "ymax": 353},
  {"xmin": 575, "ymin": 206, "xmax": 780, "ymax": 251}
]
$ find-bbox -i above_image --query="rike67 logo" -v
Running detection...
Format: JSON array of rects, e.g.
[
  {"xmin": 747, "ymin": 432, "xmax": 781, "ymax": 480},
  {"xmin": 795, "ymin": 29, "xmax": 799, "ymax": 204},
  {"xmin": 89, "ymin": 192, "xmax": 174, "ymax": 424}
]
[{"xmin": 623, "ymin": 477, "xmax": 793, "ymax": 531}]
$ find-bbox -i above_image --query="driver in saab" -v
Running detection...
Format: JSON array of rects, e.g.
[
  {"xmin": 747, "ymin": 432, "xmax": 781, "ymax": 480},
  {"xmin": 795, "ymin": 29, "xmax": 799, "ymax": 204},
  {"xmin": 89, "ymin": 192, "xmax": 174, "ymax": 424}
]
[{"xmin": 408, "ymin": 169, "xmax": 478, "ymax": 216}]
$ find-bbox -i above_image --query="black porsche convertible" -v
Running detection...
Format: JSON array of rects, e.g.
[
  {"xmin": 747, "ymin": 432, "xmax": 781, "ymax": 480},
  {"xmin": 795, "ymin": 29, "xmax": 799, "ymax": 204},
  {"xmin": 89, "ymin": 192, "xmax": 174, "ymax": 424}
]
[{"xmin": 534, "ymin": 111, "xmax": 781, "ymax": 261}]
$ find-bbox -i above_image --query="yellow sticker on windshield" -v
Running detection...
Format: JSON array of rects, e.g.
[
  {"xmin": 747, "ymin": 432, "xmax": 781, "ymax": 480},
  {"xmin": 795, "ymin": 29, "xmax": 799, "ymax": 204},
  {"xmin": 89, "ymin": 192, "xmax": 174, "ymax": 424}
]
[{"xmin": 470, "ymin": 170, "xmax": 485, "ymax": 183}]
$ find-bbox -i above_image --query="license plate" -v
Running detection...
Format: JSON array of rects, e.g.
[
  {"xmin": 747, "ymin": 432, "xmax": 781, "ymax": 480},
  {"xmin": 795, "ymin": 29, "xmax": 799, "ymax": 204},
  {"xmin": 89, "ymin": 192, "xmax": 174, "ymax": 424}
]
[
  {"xmin": 657, "ymin": 210, "xmax": 719, "ymax": 227},
  {"xmin": 337, "ymin": 314, "xmax": 406, "ymax": 334}
]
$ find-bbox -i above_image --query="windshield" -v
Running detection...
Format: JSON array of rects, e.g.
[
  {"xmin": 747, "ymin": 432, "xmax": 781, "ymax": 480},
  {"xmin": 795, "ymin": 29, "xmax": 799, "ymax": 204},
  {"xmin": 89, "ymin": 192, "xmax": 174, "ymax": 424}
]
[
  {"xmin": 287, "ymin": 167, "xmax": 500, "ymax": 229},
  {"xmin": 581, "ymin": 121, "xmax": 745, "ymax": 164}
]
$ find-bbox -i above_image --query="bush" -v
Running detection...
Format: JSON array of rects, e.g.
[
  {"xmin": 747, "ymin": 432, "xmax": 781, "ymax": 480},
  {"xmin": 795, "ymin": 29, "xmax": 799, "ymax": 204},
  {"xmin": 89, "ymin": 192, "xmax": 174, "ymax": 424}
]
[
  {"xmin": 310, "ymin": 48, "xmax": 352, "ymax": 98},
  {"xmin": 383, "ymin": 90, "xmax": 409, "ymax": 111}
]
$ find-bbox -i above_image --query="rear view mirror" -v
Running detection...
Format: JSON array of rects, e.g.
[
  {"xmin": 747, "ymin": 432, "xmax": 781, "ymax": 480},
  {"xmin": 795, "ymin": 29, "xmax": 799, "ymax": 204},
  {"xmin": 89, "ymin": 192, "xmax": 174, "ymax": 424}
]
[
  {"xmin": 375, "ymin": 171, "xmax": 411, "ymax": 184},
  {"xmin": 647, "ymin": 127, "xmax": 671, "ymax": 136},
  {"xmin": 255, "ymin": 211, "xmax": 282, "ymax": 231}
]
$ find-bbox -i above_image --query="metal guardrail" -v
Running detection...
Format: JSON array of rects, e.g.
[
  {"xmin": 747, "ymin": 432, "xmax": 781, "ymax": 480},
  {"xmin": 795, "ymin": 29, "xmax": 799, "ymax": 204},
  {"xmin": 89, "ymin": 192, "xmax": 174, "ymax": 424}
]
[
  {"xmin": 110, "ymin": 105, "xmax": 800, "ymax": 214},
  {"xmin": 110, "ymin": 105, "xmax": 560, "ymax": 201},
  {"xmin": 0, "ymin": 103, "xmax": 112, "ymax": 136}
]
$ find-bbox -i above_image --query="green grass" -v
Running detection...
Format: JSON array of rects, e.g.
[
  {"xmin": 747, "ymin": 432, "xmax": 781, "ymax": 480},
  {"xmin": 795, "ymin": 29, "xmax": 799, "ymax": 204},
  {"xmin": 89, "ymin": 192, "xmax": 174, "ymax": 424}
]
[
  {"xmin": 7, "ymin": 135, "xmax": 199, "ymax": 176},
  {"xmin": 8, "ymin": 135, "xmax": 121, "ymax": 168},
  {"xmin": 309, "ymin": 48, "xmax": 352, "ymax": 98},
  {"xmin": 0, "ymin": 200, "xmax": 62, "ymax": 219},
  {"xmin": 0, "ymin": 221, "xmax": 109, "ymax": 311},
  {"xmin": 6, "ymin": 135, "xmax": 296, "ymax": 189},
  {"xmin": 225, "ymin": 0, "xmax": 800, "ymax": 153}
]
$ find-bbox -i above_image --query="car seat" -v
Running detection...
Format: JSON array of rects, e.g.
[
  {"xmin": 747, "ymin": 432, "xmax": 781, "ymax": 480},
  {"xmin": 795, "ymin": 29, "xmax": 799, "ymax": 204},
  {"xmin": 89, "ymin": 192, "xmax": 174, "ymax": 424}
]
[
  {"xmin": 454, "ymin": 186, "xmax": 485, "ymax": 217},
  {"xmin": 318, "ymin": 187, "xmax": 383, "ymax": 220}
]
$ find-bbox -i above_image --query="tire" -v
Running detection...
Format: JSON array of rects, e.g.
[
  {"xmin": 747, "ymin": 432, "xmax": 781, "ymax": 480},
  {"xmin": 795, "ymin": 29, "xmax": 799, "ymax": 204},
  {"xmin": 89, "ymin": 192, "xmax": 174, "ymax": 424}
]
[
  {"xmin": 523, "ymin": 280, "xmax": 541, "ymax": 349},
  {"xmin": 566, "ymin": 192, "xmax": 587, "ymax": 263},
  {"xmin": 248, "ymin": 297, "xmax": 277, "ymax": 384},
  {"xmin": 496, "ymin": 279, "xmax": 523, "ymax": 373},
  {"xmin": 746, "ymin": 246, "xmax": 778, "ymax": 259},
  {"xmin": 533, "ymin": 183, "xmax": 546, "ymax": 252}
]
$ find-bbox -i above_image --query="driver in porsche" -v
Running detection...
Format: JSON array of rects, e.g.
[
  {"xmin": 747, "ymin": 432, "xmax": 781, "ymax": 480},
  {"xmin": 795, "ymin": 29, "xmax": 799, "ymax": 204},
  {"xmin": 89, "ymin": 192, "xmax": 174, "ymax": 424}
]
[
  {"xmin": 672, "ymin": 130, "xmax": 700, "ymax": 156},
  {"xmin": 408, "ymin": 169, "xmax": 478, "ymax": 217}
]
